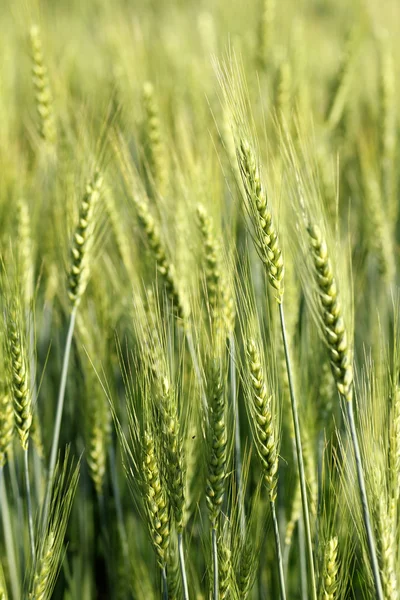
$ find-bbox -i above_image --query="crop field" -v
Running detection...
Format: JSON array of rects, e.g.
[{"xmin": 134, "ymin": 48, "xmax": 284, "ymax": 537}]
[{"xmin": 0, "ymin": 0, "xmax": 400, "ymax": 598}]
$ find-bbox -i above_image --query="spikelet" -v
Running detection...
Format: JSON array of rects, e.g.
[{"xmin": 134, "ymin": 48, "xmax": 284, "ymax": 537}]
[
  {"xmin": 320, "ymin": 536, "xmax": 339, "ymax": 600},
  {"xmin": 245, "ymin": 339, "xmax": 278, "ymax": 500},
  {"xmin": 237, "ymin": 140, "xmax": 284, "ymax": 300},
  {"xmin": 276, "ymin": 59, "xmax": 292, "ymax": 125},
  {"xmin": 135, "ymin": 198, "xmax": 188, "ymax": 322},
  {"xmin": 218, "ymin": 525, "xmax": 232, "ymax": 599},
  {"xmin": 6, "ymin": 304, "xmax": 32, "ymax": 451},
  {"xmin": 389, "ymin": 384, "xmax": 400, "ymax": 501},
  {"xmin": 326, "ymin": 27, "xmax": 361, "ymax": 130},
  {"xmin": 257, "ymin": 0, "xmax": 276, "ymax": 70},
  {"xmin": 206, "ymin": 359, "xmax": 227, "ymax": 526},
  {"xmin": 379, "ymin": 42, "xmax": 397, "ymax": 222},
  {"xmin": 142, "ymin": 82, "xmax": 168, "ymax": 195},
  {"xmin": 27, "ymin": 453, "xmax": 79, "ymax": 600},
  {"xmin": 284, "ymin": 479, "xmax": 301, "ymax": 548},
  {"xmin": 377, "ymin": 498, "xmax": 398, "ymax": 600},
  {"xmin": 29, "ymin": 25, "xmax": 56, "ymax": 145},
  {"xmin": 87, "ymin": 393, "xmax": 110, "ymax": 496},
  {"xmin": 0, "ymin": 384, "xmax": 14, "ymax": 468},
  {"xmin": 68, "ymin": 171, "xmax": 103, "ymax": 308},
  {"xmin": 30, "ymin": 412, "xmax": 45, "ymax": 460},
  {"xmin": 236, "ymin": 538, "xmax": 254, "ymax": 599},
  {"xmin": 142, "ymin": 429, "xmax": 170, "ymax": 568},
  {"xmin": 16, "ymin": 199, "xmax": 34, "ymax": 310},
  {"xmin": 307, "ymin": 224, "xmax": 353, "ymax": 402},
  {"xmin": 159, "ymin": 376, "xmax": 185, "ymax": 531},
  {"xmin": 197, "ymin": 203, "xmax": 235, "ymax": 336}
]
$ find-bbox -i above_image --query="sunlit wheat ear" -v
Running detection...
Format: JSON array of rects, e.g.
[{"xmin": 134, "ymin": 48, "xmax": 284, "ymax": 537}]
[
  {"xmin": 379, "ymin": 43, "xmax": 397, "ymax": 222},
  {"xmin": 16, "ymin": 199, "xmax": 34, "ymax": 310},
  {"xmin": 389, "ymin": 384, "xmax": 400, "ymax": 501},
  {"xmin": 218, "ymin": 523, "xmax": 233, "ymax": 599},
  {"xmin": 29, "ymin": 25, "xmax": 56, "ymax": 145},
  {"xmin": 6, "ymin": 304, "xmax": 32, "ymax": 451},
  {"xmin": 27, "ymin": 453, "xmax": 80, "ymax": 600},
  {"xmin": 159, "ymin": 376, "xmax": 185, "ymax": 531},
  {"xmin": 197, "ymin": 203, "xmax": 235, "ymax": 336},
  {"xmin": 87, "ymin": 393, "xmax": 110, "ymax": 496},
  {"xmin": 0, "ymin": 384, "xmax": 14, "ymax": 469},
  {"xmin": 236, "ymin": 139, "xmax": 284, "ymax": 301},
  {"xmin": 68, "ymin": 170, "xmax": 103, "ymax": 308},
  {"xmin": 206, "ymin": 359, "xmax": 227, "ymax": 526},
  {"xmin": 246, "ymin": 338, "xmax": 278, "ymax": 499},
  {"xmin": 256, "ymin": 0, "xmax": 276, "ymax": 70},
  {"xmin": 136, "ymin": 198, "xmax": 188, "ymax": 322},
  {"xmin": 325, "ymin": 27, "xmax": 361, "ymax": 130},
  {"xmin": 307, "ymin": 224, "xmax": 353, "ymax": 402},
  {"xmin": 142, "ymin": 429, "xmax": 170, "ymax": 568},
  {"xmin": 142, "ymin": 81, "xmax": 168, "ymax": 195},
  {"xmin": 320, "ymin": 536, "xmax": 339, "ymax": 600},
  {"xmin": 377, "ymin": 497, "xmax": 398, "ymax": 600}
]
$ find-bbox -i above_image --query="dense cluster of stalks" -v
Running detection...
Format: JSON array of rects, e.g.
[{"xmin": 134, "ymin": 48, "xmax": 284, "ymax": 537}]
[{"xmin": 0, "ymin": 0, "xmax": 399, "ymax": 598}]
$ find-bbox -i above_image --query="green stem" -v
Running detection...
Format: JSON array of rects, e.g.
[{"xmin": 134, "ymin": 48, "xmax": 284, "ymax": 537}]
[
  {"xmin": 48, "ymin": 308, "xmax": 77, "ymax": 482},
  {"xmin": 24, "ymin": 447, "xmax": 35, "ymax": 562},
  {"xmin": 161, "ymin": 565, "xmax": 168, "ymax": 600},
  {"xmin": 0, "ymin": 468, "xmax": 20, "ymax": 600},
  {"xmin": 346, "ymin": 401, "xmax": 384, "ymax": 600},
  {"xmin": 270, "ymin": 500, "xmax": 287, "ymax": 600},
  {"xmin": 178, "ymin": 531, "xmax": 189, "ymax": 600},
  {"xmin": 212, "ymin": 527, "xmax": 219, "ymax": 600},
  {"xmin": 278, "ymin": 302, "xmax": 316, "ymax": 600},
  {"xmin": 298, "ymin": 510, "xmax": 308, "ymax": 600}
]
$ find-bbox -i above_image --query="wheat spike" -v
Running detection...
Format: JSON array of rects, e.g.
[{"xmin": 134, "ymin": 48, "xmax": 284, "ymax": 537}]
[
  {"xmin": 30, "ymin": 25, "xmax": 56, "ymax": 144},
  {"xmin": 142, "ymin": 429, "xmax": 170, "ymax": 568},
  {"xmin": 237, "ymin": 139, "xmax": 284, "ymax": 300},
  {"xmin": 206, "ymin": 359, "xmax": 227, "ymax": 526},
  {"xmin": 246, "ymin": 338, "xmax": 278, "ymax": 500},
  {"xmin": 143, "ymin": 81, "xmax": 168, "ymax": 195},
  {"xmin": 320, "ymin": 536, "xmax": 339, "ymax": 600},
  {"xmin": 68, "ymin": 170, "xmax": 103, "ymax": 308},
  {"xmin": 307, "ymin": 224, "xmax": 353, "ymax": 402}
]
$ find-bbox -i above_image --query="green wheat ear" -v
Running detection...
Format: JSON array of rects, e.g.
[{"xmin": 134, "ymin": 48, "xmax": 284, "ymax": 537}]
[
  {"xmin": 0, "ymin": 386, "xmax": 14, "ymax": 469},
  {"xmin": 68, "ymin": 170, "xmax": 103, "ymax": 308},
  {"xmin": 30, "ymin": 25, "xmax": 56, "ymax": 145},
  {"xmin": 320, "ymin": 536, "xmax": 339, "ymax": 600},
  {"xmin": 236, "ymin": 139, "xmax": 284, "ymax": 300},
  {"xmin": 206, "ymin": 359, "xmax": 227, "ymax": 527},
  {"xmin": 142, "ymin": 428, "xmax": 170, "ymax": 569},
  {"xmin": 5, "ymin": 303, "xmax": 32, "ymax": 451},
  {"xmin": 307, "ymin": 223, "xmax": 353, "ymax": 402},
  {"xmin": 142, "ymin": 81, "xmax": 168, "ymax": 195}
]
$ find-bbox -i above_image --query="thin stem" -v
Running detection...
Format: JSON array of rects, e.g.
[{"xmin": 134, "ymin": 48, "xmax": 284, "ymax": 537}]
[
  {"xmin": 161, "ymin": 565, "xmax": 168, "ymax": 600},
  {"xmin": 212, "ymin": 527, "xmax": 219, "ymax": 600},
  {"xmin": 48, "ymin": 308, "xmax": 77, "ymax": 484},
  {"xmin": 270, "ymin": 500, "xmax": 287, "ymax": 600},
  {"xmin": 346, "ymin": 401, "xmax": 384, "ymax": 600},
  {"xmin": 0, "ymin": 469, "xmax": 20, "ymax": 600},
  {"xmin": 278, "ymin": 302, "xmax": 317, "ymax": 600},
  {"xmin": 178, "ymin": 531, "xmax": 189, "ymax": 600},
  {"xmin": 24, "ymin": 447, "xmax": 35, "ymax": 562},
  {"xmin": 298, "ymin": 511, "xmax": 308, "ymax": 600}
]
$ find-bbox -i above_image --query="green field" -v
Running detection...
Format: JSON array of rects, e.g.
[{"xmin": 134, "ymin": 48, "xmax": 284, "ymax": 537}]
[{"xmin": 0, "ymin": 0, "xmax": 400, "ymax": 598}]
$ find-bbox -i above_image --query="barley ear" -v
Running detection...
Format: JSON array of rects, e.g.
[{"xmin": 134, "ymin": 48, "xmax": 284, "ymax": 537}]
[{"xmin": 0, "ymin": 385, "xmax": 14, "ymax": 469}]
